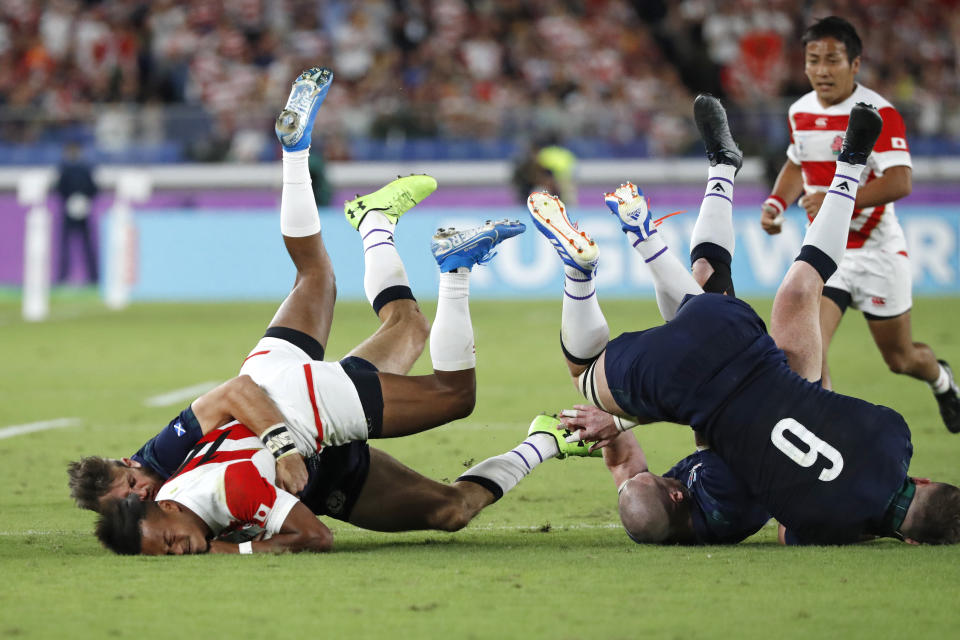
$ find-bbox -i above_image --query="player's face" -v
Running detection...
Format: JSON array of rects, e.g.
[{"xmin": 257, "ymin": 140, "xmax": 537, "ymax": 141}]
[
  {"xmin": 804, "ymin": 37, "xmax": 860, "ymax": 106},
  {"xmin": 102, "ymin": 465, "xmax": 161, "ymax": 506},
  {"xmin": 139, "ymin": 509, "xmax": 211, "ymax": 556}
]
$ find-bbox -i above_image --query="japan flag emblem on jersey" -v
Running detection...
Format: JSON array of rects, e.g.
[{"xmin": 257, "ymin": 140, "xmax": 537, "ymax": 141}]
[{"xmin": 891, "ymin": 137, "xmax": 907, "ymax": 149}]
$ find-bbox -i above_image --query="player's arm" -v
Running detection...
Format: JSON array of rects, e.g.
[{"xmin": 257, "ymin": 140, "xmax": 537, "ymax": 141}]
[
  {"xmin": 851, "ymin": 165, "xmax": 911, "ymax": 209},
  {"xmin": 209, "ymin": 502, "xmax": 333, "ymax": 554},
  {"xmin": 761, "ymin": 160, "xmax": 804, "ymax": 235},
  {"xmin": 191, "ymin": 375, "xmax": 308, "ymax": 494},
  {"xmin": 559, "ymin": 404, "xmax": 652, "ymax": 451}
]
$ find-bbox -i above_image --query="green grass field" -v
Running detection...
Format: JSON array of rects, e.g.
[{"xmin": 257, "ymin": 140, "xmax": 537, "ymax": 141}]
[{"xmin": 2, "ymin": 293, "xmax": 959, "ymax": 639}]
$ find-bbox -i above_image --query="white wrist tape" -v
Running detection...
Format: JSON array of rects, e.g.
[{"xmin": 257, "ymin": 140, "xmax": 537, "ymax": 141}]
[
  {"xmin": 613, "ymin": 416, "xmax": 640, "ymax": 432},
  {"xmin": 260, "ymin": 423, "xmax": 297, "ymax": 459},
  {"xmin": 763, "ymin": 195, "xmax": 786, "ymax": 215},
  {"xmin": 238, "ymin": 541, "xmax": 253, "ymax": 555}
]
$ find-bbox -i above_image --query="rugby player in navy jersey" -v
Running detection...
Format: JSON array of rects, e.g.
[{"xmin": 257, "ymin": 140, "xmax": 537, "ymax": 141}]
[{"xmin": 531, "ymin": 95, "xmax": 960, "ymax": 545}]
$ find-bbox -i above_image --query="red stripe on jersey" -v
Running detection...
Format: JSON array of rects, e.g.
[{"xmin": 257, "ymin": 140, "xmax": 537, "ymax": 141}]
[
  {"xmin": 847, "ymin": 206, "xmax": 885, "ymax": 248},
  {"xmin": 897, "ymin": 250, "xmax": 908, "ymax": 257},
  {"xmin": 873, "ymin": 107, "xmax": 909, "ymax": 153},
  {"xmin": 195, "ymin": 423, "xmax": 256, "ymax": 444},
  {"xmin": 224, "ymin": 461, "xmax": 278, "ymax": 525},
  {"xmin": 242, "ymin": 350, "xmax": 271, "ymax": 365},
  {"xmin": 792, "ymin": 113, "xmax": 849, "ymax": 132},
  {"xmin": 801, "ymin": 161, "xmax": 838, "ymax": 188},
  {"xmin": 177, "ymin": 448, "xmax": 261, "ymax": 476},
  {"xmin": 302, "ymin": 364, "xmax": 325, "ymax": 445}
]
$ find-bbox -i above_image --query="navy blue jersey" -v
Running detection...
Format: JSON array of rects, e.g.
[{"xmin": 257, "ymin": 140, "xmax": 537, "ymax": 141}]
[
  {"xmin": 131, "ymin": 407, "xmax": 203, "ymax": 480},
  {"xmin": 663, "ymin": 449, "xmax": 770, "ymax": 544},
  {"xmin": 605, "ymin": 293, "xmax": 913, "ymax": 545}
]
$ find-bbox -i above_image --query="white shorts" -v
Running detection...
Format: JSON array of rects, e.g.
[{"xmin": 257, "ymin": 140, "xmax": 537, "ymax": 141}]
[
  {"xmin": 238, "ymin": 337, "xmax": 372, "ymax": 451},
  {"xmin": 823, "ymin": 248, "xmax": 912, "ymax": 318}
]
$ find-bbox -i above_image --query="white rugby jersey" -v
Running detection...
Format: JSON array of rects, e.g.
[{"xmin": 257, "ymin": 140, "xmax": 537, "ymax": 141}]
[
  {"xmin": 155, "ymin": 422, "xmax": 298, "ymax": 538},
  {"xmin": 786, "ymin": 84, "xmax": 912, "ymax": 252}
]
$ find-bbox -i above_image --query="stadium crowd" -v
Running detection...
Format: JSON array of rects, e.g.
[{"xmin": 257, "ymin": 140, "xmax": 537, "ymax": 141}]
[{"xmin": 0, "ymin": 0, "xmax": 957, "ymax": 161}]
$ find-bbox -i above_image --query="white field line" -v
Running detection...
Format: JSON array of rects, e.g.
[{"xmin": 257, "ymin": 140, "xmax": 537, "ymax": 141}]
[
  {"xmin": 144, "ymin": 381, "xmax": 219, "ymax": 407},
  {"xmin": 0, "ymin": 417, "xmax": 82, "ymax": 440}
]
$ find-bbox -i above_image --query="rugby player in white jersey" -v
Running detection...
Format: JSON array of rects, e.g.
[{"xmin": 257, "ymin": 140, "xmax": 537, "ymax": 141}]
[
  {"xmin": 759, "ymin": 16, "xmax": 960, "ymax": 433},
  {"xmin": 89, "ymin": 67, "xmax": 599, "ymax": 555}
]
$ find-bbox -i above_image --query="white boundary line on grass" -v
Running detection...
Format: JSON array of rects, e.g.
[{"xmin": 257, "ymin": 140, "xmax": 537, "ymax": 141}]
[
  {"xmin": 144, "ymin": 381, "xmax": 219, "ymax": 407},
  {"xmin": 0, "ymin": 417, "xmax": 82, "ymax": 440}
]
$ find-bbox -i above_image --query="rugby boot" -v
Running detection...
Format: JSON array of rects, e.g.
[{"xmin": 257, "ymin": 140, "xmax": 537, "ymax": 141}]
[
  {"xmin": 693, "ymin": 93, "xmax": 743, "ymax": 173},
  {"xmin": 344, "ymin": 174, "xmax": 438, "ymax": 230},
  {"xmin": 431, "ymin": 219, "xmax": 525, "ymax": 272},
  {"xmin": 837, "ymin": 102, "xmax": 883, "ymax": 165},
  {"xmin": 275, "ymin": 67, "xmax": 333, "ymax": 151},
  {"xmin": 604, "ymin": 182, "xmax": 655, "ymax": 238},
  {"xmin": 935, "ymin": 360, "xmax": 960, "ymax": 434},
  {"xmin": 527, "ymin": 192, "xmax": 598, "ymax": 276},
  {"xmin": 527, "ymin": 414, "xmax": 601, "ymax": 459}
]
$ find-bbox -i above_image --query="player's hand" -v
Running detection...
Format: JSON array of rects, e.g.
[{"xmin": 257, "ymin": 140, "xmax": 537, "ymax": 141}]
[
  {"xmin": 798, "ymin": 191, "xmax": 825, "ymax": 219},
  {"xmin": 760, "ymin": 203, "xmax": 784, "ymax": 235},
  {"xmin": 276, "ymin": 453, "xmax": 309, "ymax": 495},
  {"xmin": 559, "ymin": 405, "xmax": 619, "ymax": 450}
]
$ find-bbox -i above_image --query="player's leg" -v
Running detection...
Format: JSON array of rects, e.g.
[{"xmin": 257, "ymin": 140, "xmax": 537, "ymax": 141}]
[
  {"xmin": 818, "ymin": 292, "xmax": 848, "ymax": 388},
  {"xmin": 374, "ymin": 219, "xmax": 526, "ymax": 437},
  {"xmin": 866, "ymin": 312, "xmax": 960, "ymax": 432},
  {"xmin": 688, "ymin": 93, "xmax": 742, "ymax": 295},
  {"xmin": 771, "ymin": 103, "xmax": 883, "ymax": 381},
  {"xmin": 266, "ymin": 68, "xmax": 336, "ymax": 354},
  {"xmin": 526, "ymin": 192, "xmax": 607, "ymax": 379},
  {"xmin": 350, "ymin": 416, "xmax": 598, "ymax": 531},
  {"xmin": 341, "ymin": 175, "xmax": 438, "ymax": 374}
]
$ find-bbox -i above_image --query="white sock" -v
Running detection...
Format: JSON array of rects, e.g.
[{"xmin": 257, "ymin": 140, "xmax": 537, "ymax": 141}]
[
  {"xmin": 280, "ymin": 149, "xmax": 321, "ymax": 237},
  {"xmin": 931, "ymin": 363, "xmax": 956, "ymax": 394},
  {"xmin": 358, "ymin": 210, "xmax": 410, "ymax": 309},
  {"xmin": 627, "ymin": 231, "xmax": 703, "ymax": 321},
  {"xmin": 430, "ymin": 271, "xmax": 475, "ymax": 371},
  {"xmin": 800, "ymin": 161, "xmax": 862, "ymax": 268},
  {"xmin": 561, "ymin": 265, "xmax": 609, "ymax": 362},
  {"xmin": 690, "ymin": 164, "xmax": 736, "ymax": 256},
  {"xmin": 457, "ymin": 433, "xmax": 559, "ymax": 500}
]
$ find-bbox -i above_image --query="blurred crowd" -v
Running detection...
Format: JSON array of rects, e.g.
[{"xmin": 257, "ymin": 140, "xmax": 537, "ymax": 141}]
[{"xmin": 0, "ymin": 0, "xmax": 957, "ymax": 162}]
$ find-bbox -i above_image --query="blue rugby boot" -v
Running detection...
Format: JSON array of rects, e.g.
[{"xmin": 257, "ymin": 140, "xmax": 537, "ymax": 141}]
[
  {"xmin": 431, "ymin": 219, "xmax": 526, "ymax": 272},
  {"xmin": 527, "ymin": 191, "xmax": 598, "ymax": 276},
  {"xmin": 604, "ymin": 182, "xmax": 655, "ymax": 239},
  {"xmin": 275, "ymin": 67, "xmax": 334, "ymax": 151}
]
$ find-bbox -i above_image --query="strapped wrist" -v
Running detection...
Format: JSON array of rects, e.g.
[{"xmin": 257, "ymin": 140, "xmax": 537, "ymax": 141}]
[
  {"xmin": 238, "ymin": 541, "xmax": 253, "ymax": 555},
  {"xmin": 613, "ymin": 416, "xmax": 640, "ymax": 432},
  {"xmin": 261, "ymin": 423, "xmax": 297, "ymax": 459},
  {"xmin": 764, "ymin": 195, "xmax": 786, "ymax": 214}
]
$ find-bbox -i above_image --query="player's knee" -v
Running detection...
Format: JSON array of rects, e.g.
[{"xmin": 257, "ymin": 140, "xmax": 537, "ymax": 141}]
[
  {"xmin": 439, "ymin": 375, "xmax": 475, "ymax": 420},
  {"xmin": 427, "ymin": 495, "xmax": 472, "ymax": 531},
  {"xmin": 778, "ymin": 270, "xmax": 821, "ymax": 310}
]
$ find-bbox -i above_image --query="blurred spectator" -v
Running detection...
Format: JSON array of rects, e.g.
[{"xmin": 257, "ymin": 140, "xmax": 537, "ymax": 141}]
[
  {"xmin": 56, "ymin": 140, "xmax": 99, "ymax": 285},
  {"xmin": 0, "ymin": 0, "xmax": 955, "ymax": 161},
  {"xmin": 511, "ymin": 134, "xmax": 577, "ymax": 204}
]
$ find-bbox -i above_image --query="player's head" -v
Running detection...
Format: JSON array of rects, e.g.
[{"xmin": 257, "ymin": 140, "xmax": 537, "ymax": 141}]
[
  {"xmin": 801, "ymin": 16, "xmax": 862, "ymax": 106},
  {"xmin": 96, "ymin": 495, "xmax": 211, "ymax": 555},
  {"xmin": 67, "ymin": 456, "xmax": 164, "ymax": 512},
  {"xmin": 617, "ymin": 472, "xmax": 695, "ymax": 544},
  {"xmin": 900, "ymin": 481, "xmax": 960, "ymax": 545}
]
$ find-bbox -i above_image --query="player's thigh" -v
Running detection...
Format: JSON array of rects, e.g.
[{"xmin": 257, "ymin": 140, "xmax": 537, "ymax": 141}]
[
  {"xmin": 770, "ymin": 262, "xmax": 823, "ymax": 380},
  {"xmin": 348, "ymin": 448, "xmax": 461, "ymax": 531},
  {"xmin": 819, "ymin": 295, "xmax": 845, "ymax": 348},
  {"xmin": 378, "ymin": 370, "xmax": 475, "ymax": 435},
  {"xmin": 267, "ymin": 234, "xmax": 337, "ymax": 348}
]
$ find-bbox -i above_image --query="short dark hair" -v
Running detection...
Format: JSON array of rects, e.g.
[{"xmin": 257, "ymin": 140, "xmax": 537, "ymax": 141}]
[
  {"xmin": 904, "ymin": 482, "xmax": 960, "ymax": 545},
  {"xmin": 96, "ymin": 494, "xmax": 147, "ymax": 555},
  {"xmin": 802, "ymin": 16, "xmax": 862, "ymax": 62},
  {"xmin": 67, "ymin": 456, "xmax": 124, "ymax": 511}
]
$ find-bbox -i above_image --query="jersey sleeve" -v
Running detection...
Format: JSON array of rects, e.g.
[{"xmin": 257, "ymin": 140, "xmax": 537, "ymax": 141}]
[
  {"xmin": 785, "ymin": 113, "xmax": 801, "ymax": 166},
  {"xmin": 223, "ymin": 462, "xmax": 299, "ymax": 536},
  {"xmin": 130, "ymin": 406, "xmax": 203, "ymax": 479},
  {"xmin": 870, "ymin": 106, "xmax": 911, "ymax": 172}
]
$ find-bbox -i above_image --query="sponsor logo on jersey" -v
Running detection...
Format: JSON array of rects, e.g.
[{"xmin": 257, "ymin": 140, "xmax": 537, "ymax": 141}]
[
  {"xmin": 687, "ymin": 462, "xmax": 703, "ymax": 487},
  {"xmin": 871, "ymin": 296, "xmax": 886, "ymax": 306},
  {"xmin": 326, "ymin": 490, "xmax": 346, "ymax": 515},
  {"xmin": 815, "ymin": 117, "xmax": 828, "ymax": 127},
  {"xmin": 173, "ymin": 421, "xmax": 185, "ymax": 437}
]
